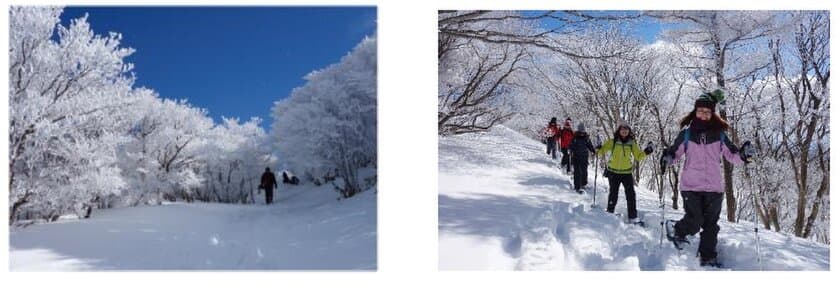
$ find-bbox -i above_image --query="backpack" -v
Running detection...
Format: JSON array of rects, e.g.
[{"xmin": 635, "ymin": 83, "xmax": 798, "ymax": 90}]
[{"xmin": 682, "ymin": 128, "xmax": 726, "ymax": 154}]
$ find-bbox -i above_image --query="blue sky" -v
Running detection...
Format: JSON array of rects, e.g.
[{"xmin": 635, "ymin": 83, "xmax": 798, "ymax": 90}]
[
  {"xmin": 61, "ymin": 7, "xmax": 377, "ymax": 130},
  {"xmin": 527, "ymin": 10, "xmax": 668, "ymax": 43}
]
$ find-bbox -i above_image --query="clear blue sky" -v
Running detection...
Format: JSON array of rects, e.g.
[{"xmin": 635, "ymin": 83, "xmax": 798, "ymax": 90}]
[
  {"xmin": 61, "ymin": 6, "xmax": 377, "ymax": 130},
  {"xmin": 529, "ymin": 10, "xmax": 668, "ymax": 43}
]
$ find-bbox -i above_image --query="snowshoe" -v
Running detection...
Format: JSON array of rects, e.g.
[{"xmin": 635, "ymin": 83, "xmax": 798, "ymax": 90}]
[
  {"xmin": 665, "ymin": 220, "xmax": 689, "ymax": 250},
  {"xmin": 628, "ymin": 218, "xmax": 645, "ymax": 227},
  {"xmin": 700, "ymin": 257, "xmax": 723, "ymax": 268},
  {"xmin": 575, "ymin": 189, "xmax": 583, "ymax": 194}
]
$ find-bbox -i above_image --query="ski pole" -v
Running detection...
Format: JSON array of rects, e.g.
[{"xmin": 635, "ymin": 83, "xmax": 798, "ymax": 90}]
[
  {"xmin": 592, "ymin": 155, "xmax": 597, "ymax": 207},
  {"xmin": 659, "ymin": 149, "xmax": 667, "ymax": 248},
  {"xmin": 592, "ymin": 135, "xmax": 601, "ymax": 207},
  {"xmin": 743, "ymin": 144, "xmax": 763, "ymax": 270}
]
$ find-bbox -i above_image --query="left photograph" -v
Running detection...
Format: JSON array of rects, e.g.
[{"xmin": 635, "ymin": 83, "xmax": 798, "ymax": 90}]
[{"xmin": 9, "ymin": 6, "xmax": 377, "ymax": 270}]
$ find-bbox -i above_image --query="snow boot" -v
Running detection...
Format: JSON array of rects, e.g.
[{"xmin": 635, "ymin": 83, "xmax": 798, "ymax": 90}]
[
  {"xmin": 700, "ymin": 257, "xmax": 723, "ymax": 268},
  {"xmin": 629, "ymin": 217, "xmax": 645, "ymax": 227},
  {"xmin": 665, "ymin": 220, "xmax": 689, "ymax": 250}
]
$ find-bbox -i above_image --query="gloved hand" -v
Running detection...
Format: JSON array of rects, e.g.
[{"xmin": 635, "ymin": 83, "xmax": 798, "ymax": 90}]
[
  {"xmin": 740, "ymin": 141, "xmax": 755, "ymax": 163},
  {"xmin": 644, "ymin": 141, "xmax": 654, "ymax": 155}
]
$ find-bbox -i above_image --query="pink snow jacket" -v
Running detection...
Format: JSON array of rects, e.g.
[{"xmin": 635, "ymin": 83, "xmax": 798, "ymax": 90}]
[{"xmin": 666, "ymin": 127, "xmax": 744, "ymax": 193}]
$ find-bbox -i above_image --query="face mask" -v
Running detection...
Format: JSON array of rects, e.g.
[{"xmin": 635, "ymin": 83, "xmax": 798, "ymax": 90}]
[{"xmin": 691, "ymin": 117, "xmax": 710, "ymax": 131}]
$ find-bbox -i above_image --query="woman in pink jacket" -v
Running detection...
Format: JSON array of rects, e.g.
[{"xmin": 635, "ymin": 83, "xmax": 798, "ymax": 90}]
[{"xmin": 662, "ymin": 90, "xmax": 754, "ymax": 267}]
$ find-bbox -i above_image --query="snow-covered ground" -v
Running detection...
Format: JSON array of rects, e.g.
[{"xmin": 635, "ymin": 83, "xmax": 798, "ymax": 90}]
[
  {"xmin": 10, "ymin": 184, "xmax": 376, "ymax": 271},
  {"xmin": 439, "ymin": 125, "xmax": 828, "ymax": 270}
]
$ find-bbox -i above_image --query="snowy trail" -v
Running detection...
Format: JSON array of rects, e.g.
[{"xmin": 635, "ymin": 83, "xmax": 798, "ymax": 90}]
[
  {"xmin": 438, "ymin": 126, "xmax": 828, "ymax": 270},
  {"xmin": 10, "ymin": 184, "xmax": 376, "ymax": 271}
]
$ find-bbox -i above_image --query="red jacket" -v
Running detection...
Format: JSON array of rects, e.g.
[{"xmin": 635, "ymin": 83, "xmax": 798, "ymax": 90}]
[
  {"xmin": 559, "ymin": 127, "xmax": 574, "ymax": 148},
  {"xmin": 543, "ymin": 123, "xmax": 560, "ymax": 140}
]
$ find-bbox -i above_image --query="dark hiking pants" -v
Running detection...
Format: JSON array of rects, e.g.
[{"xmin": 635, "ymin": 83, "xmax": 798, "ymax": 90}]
[
  {"xmin": 547, "ymin": 139, "xmax": 557, "ymax": 159},
  {"xmin": 572, "ymin": 158, "xmax": 589, "ymax": 190},
  {"xmin": 560, "ymin": 148, "xmax": 571, "ymax": 172},
  {"xmin": 606, "ymin": 173, "xmax": 637, "ymax": 219},
  {"xmin": 265, "ymin": 188, "xmax": 274, "ymax": 204},
  {"xmin": 674, "ymin": 191, "xmax": 723, "ymax": 260}
]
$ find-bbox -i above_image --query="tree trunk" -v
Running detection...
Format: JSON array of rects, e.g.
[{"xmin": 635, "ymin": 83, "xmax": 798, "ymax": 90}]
[
  {"xmin": 713, "ymin": 38, "xmax": 737, "ymax": 222},
  {"xmin": 9, "ymin": 193, "xmax": 31, "ymax": 225}
]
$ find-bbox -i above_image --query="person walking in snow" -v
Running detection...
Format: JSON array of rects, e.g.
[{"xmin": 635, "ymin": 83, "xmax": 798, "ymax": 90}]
[
  {"xmin": 559, "ymin": 118, "xmax": 575, "ymax": 173},
  {"xmin": 569, "ymin": 123, "xmax": 596, "ymax": 194},
  {"xmin": 661, "ymin": 90, "xmax": 754, "ymax": 267},
  {"xmin": 542, "ymin": 117, "xmax": 560, "ymax": 159},
  {"xmin": 260, "ymin": 167, "xmax": 278, "ymax": 205},
  {"xmin": 595, "ymin": 121, "xmax": 654, "ymax": 224}
]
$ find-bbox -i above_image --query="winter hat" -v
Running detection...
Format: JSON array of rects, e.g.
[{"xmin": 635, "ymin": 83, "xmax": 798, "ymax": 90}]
[
  {"xmin": 577, "ymin": 123, "xmax": 586, "ymax": 133},
  {"xmin": 616, "ymin": 119, "xmax": 630, "ymax": 130},
  {"xmin": 695, "ymin": 89, "xmax": 726, "ymax": 112},
  {"xmin": 550, "ymin": 117, "xmax": 557, "ymax": 124},
  {"xmin": 614, "ymin": 120, "xmax": 634, "ymax": 141}
]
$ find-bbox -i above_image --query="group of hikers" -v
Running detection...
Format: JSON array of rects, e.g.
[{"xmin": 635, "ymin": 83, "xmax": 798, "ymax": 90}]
[{"xmin": 540, "ymin": 90, "xmax": 755, "ymax": 267}]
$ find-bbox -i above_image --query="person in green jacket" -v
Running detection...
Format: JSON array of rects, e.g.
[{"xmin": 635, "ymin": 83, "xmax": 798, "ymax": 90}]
[{"xmin": 595, "ymin": 122, "xmax": 653, "ymax": 223}]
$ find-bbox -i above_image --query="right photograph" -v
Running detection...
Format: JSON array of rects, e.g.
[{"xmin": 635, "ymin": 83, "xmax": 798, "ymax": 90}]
[{"xmin": 438, "ymin": 10, "xmax": 829, "ymax": 271}]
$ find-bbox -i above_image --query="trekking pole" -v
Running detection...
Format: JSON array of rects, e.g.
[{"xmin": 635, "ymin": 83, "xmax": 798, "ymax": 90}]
[
  {"xmin": 592, "ymin": 135, "xmax": 601, "ymax": 208},
  {"xmin": 743, "ymin": 144, "xmax": 763, "ymax": 270},
  {"xmin": 658, "ymin": 149, "xmax": 667, "ymax": 248},
  {"xmin": 592, "ymin": 154, "xmax": 598, "ymax": 207}
]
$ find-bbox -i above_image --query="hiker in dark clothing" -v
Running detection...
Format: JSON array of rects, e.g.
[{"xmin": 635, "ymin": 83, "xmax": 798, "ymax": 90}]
[
  {"xmin": 260, "ymin": 167, "xmax": 278, "ymax": 204},
  {"xmin": 282, "ymin": 170, "xmax": 300, "ymax": 185},
  {"xmin": 569, "ymin": 123, "xmax": 596, "ymax": 193}
]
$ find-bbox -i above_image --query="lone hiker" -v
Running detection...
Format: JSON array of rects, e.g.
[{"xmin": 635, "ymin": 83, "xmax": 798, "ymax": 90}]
[{"xmin": 260, "ymin": 167, "xmax": 278, "ymax": 204}]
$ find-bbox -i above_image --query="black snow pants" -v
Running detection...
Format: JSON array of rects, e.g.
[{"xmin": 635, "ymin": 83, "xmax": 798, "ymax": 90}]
[
  {"xmin": 560, "ymin": 148, "xmax": 571, "ymax": 172},
  {"xmin": 547, "ymin": 139, "xmax": 557, "ymax": 159},
  {"xmin": 265, "ymin": 187, "xmax": 274, "ymax": 205},
  {"xmin": 572, "ymin": 157, "xmax": 589, "ymax": 190},
  {"xmin": 606, "ymin": 173, "xmax": 637, "ymax": 220},
  {"xmin": 674, "ymin": 191, "xmax": 723, "ymax": 261}
]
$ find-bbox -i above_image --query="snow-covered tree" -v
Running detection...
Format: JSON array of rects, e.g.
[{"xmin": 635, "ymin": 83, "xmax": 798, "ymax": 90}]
[
  {"xmin": 9, "ymin": 7, "xmax": 137, "ymax": 222},
  {"xmin": 9, "ymin": 7, "xmax": 298, "ymax": 225},
  {"xmin": 117, "ymin": 91, "xmax": 214, "ymax": 205},
  {"xmin": 272, "ymin": 36, "xmax": 377, "ymax": 198},
  {"xmin": 761, "ymin": 11, "xmax": 829, "ymax": 240},
  {"xmin": 199, "ymin": 117, "xmax": 274, "ymax": 203}
]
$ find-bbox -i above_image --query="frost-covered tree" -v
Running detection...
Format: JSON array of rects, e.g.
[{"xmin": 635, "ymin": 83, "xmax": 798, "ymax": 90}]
[
  {"xmin": 438, "ymin": 11, "xmax": 533, "ymax": 135},
  {"xmin": 272, "ymin": 36, "xmax": 377, "ymax": 198},
  {"xmin": 761, "ymin": 11, "xmax": 829, "ymax": 240},
  {"xmin": 10, "ymin": 7, "xmax": 284, "ymax": 225},
  {"xmin": 9, "ymin": 7, "xmax": 137, "ymax": 222},
  {"xmin": 438, "ymin": 11, "xmax": 643, "ymax": 136},
  {"xmin": 117, "ymin": 91, "xmax": 213, "ymax": 205},
  {"xmin": 199, "ymin": 117, "xmax": 274, "ymax": 203}
]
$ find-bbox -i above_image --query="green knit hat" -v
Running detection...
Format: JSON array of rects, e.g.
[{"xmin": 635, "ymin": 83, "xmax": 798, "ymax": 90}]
[{"xmin": 695, "ymin": 89, "xmax": 726, "ymax": 112}]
